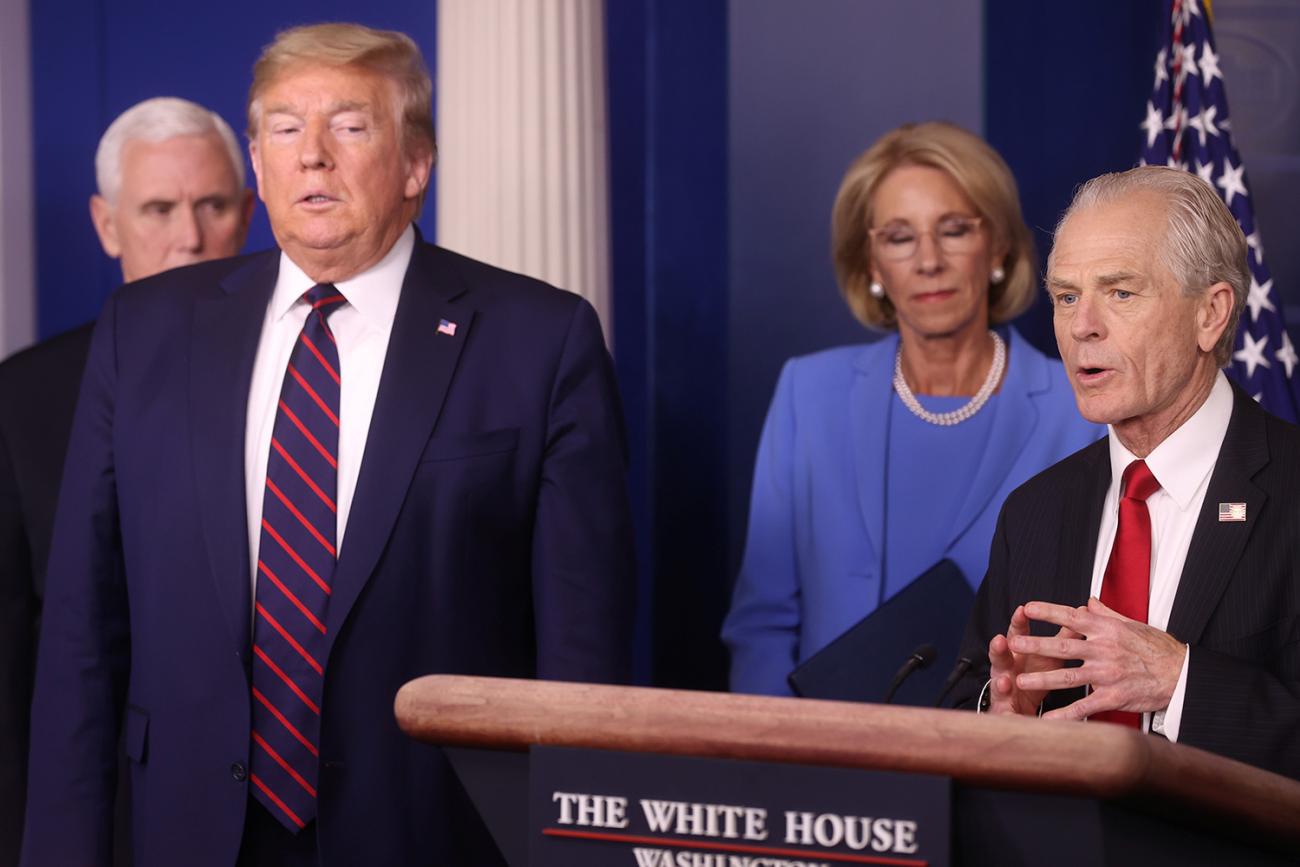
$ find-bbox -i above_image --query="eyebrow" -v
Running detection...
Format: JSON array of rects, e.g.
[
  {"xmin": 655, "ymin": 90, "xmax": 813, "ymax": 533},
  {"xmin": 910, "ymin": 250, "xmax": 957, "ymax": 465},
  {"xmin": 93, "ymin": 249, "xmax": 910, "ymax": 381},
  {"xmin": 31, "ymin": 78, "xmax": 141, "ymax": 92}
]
[
  {"xmin": 877, "ymin": 212, "xmax": 975, "ymax": 226},
  {"xmin": 1096, "ymin": 270, "xmax": 1140, "ymax": 286},
  {"xmin": 1046, "ymin": 270, "xmax": 1140, "ymax": 291},
  {"xmin": 263, "ymin": 100, "xmax": 373, "ymax": 118}
]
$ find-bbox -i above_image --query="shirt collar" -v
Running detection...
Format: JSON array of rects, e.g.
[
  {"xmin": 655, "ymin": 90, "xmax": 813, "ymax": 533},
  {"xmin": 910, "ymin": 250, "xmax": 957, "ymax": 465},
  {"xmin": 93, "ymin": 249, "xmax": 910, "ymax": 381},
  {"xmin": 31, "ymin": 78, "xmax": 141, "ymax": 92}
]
[
  {"xmin": 1106, "ymin": 371, "xmax": 1233, "ymax": 511},
  {"xmin": 270, "ymin": 225, "xmax": 416, "ymax": 326}
]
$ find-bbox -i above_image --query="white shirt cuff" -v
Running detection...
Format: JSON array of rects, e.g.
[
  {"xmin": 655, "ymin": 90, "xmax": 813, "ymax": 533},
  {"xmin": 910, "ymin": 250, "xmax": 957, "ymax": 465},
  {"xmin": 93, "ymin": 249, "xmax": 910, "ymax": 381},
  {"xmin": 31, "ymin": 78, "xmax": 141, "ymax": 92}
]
[
  {"xmin": 1151, "ymin": 645, "xmax": 1190, "ymax": 741},
  {"xmin": 975, "ymin": 678, "xmax": 1044, "ymax": 716}
]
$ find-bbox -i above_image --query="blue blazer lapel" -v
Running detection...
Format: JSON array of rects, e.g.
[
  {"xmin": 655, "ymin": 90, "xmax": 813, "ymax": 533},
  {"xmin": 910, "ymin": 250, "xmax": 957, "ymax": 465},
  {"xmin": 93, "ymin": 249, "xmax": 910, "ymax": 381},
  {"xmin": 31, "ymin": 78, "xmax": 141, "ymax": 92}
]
[
  {"xmin": 1166, "ymin": 386, "xmax": 1269, "ymax": 644},
  {"xmin": 947, "ymin": 329, "xmax": 1043, "ymax": 547},
  {"xmin": 324, "ymin": 242, "xmax": 473, "ymax": 645},
  {"xmin": 191, "ymin": 251, "xmax": 279, "ymax": 655},
  {"xmin": 848, "ymin": 338, "xmax": 894, "ymax": 558}
]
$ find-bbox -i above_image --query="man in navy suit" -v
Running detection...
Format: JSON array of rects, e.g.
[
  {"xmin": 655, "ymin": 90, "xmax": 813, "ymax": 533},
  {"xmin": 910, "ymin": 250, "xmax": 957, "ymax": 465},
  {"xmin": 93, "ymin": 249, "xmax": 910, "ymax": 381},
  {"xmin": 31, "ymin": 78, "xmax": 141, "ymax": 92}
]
[
  {"xmin": 958, "ymin": 167, "xmax": 1300, "ymax": 779},
  {"xmin": 1, "ymin": 96, "xmax": 252, "ymax": 867},
  {"xmin": 22, "ymin": 22, "xmax": 635, "ymax": 867}
]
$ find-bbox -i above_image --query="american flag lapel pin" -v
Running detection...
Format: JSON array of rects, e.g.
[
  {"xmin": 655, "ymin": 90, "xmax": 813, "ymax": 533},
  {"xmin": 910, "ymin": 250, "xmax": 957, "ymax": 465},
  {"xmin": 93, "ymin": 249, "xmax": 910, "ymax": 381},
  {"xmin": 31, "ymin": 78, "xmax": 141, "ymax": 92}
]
[
  {"xmin": 1218, "ymin": 502, "xmax": 1247, "ymax": 522},
  {"xmin": 437, "ymin": 318, "xmax": 457, "ymax": 337}
]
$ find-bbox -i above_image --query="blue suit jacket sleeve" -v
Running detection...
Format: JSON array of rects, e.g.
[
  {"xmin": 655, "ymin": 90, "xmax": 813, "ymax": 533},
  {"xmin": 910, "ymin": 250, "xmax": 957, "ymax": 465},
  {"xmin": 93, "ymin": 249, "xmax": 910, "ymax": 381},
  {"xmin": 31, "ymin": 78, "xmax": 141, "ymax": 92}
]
[
  {"xmin": 722, "ymin": 361, "xmax": 800, "ymax": 695},
  {"xmin": 22, "ymin": 296, "xmax": 128, "ymax": 866},
  {"xmin": 531, "ymin": 298, "xmax": 636, "ymax": 683}
]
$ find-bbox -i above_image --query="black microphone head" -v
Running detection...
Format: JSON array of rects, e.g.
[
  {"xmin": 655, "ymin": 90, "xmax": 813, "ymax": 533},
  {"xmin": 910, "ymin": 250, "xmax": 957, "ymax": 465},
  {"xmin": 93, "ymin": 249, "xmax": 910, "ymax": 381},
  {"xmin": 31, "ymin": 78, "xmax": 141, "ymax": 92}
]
[{"xmin": 912, "ymin": 644, "xmax": 938, "ymax": 669}]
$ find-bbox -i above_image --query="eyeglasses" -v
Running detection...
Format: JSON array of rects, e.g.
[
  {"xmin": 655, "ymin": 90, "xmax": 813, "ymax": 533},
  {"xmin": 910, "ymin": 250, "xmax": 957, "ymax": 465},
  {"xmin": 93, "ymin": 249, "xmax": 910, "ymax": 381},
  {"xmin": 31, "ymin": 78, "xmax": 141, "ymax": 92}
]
[{"xmin": 868, "ymin": 216, "xmax": 985, "ymax": 261}]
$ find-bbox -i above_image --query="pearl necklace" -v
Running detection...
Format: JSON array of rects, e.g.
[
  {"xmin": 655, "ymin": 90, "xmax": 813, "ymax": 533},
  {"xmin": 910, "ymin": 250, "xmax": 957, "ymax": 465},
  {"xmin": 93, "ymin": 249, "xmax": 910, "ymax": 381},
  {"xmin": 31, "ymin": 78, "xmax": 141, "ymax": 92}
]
[{"xmin": 893, "ymin": 330, "xmax": 1006, "ymax": 426}]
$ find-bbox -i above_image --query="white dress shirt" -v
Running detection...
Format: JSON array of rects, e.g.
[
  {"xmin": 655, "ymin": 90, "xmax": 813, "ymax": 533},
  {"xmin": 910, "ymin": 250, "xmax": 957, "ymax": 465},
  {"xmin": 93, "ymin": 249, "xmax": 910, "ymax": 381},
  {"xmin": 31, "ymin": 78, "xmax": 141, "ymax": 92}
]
[
  {"xmin": 1088, "ymin": 371, "xmax": 1234, "ymax": 740},
  {"xmin": 244, "ymin": 226, "xmax": 414, "ymax": 596}
]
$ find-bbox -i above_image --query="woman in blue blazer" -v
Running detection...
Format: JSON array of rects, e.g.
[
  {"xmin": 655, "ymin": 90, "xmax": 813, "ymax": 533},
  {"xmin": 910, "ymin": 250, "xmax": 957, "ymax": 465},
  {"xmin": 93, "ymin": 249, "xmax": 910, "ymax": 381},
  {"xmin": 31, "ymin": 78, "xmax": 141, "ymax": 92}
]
[{"xmin": 723, "ymin": 122, "xmax": 1102, "ymax": 696}]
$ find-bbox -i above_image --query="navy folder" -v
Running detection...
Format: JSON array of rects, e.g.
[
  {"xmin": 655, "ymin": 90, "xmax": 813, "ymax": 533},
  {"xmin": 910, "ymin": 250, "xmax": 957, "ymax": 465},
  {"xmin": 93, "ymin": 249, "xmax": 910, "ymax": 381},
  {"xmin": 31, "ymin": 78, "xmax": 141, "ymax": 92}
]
[{"xmin": 787, "ymin": 559, "xmax": 975, "ymax": 706}]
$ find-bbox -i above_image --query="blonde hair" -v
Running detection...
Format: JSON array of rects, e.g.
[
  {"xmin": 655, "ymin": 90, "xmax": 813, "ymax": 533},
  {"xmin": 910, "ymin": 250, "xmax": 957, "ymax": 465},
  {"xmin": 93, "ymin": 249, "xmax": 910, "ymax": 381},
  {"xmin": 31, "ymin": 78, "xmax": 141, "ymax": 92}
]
[
  {"xmin": 247, "ymin": 22, "xmax": 436, "ymax": 163},
  {"xmin": 831, "ymin": 121, "xmax": 1036, "ymax": 331},
  {"xmin": 1053, "ymin": 166, "xmax": 1248, "ymax": 366}
]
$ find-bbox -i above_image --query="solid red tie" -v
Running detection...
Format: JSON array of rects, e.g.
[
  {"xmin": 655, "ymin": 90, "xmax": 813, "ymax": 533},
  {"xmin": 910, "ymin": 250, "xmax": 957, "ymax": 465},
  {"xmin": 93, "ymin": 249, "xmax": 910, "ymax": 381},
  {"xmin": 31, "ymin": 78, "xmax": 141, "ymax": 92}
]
[{"xmin": 1092, "ymin": 459, "xmax": 1160, "ymax": 729}]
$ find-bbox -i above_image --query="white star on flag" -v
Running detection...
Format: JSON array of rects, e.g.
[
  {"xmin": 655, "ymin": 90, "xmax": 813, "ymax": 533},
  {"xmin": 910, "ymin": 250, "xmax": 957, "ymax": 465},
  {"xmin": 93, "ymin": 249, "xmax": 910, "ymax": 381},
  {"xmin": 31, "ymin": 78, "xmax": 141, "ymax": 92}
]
[
  {"xmin": 1234, "ymin": 331, "xmax": 1271, "ymax": 378},
  {"xmin": 1245, "ymin": 230, "xmax": 1264, "ymax": 265},
  {"xmin": 1176, "ymin": 42, "xmax": 1198, "ymax": 87},
  {"xmin": 1188, "ymin": 105, "xmax": 1220, "ymax": 147},
  {"xmin": 1217, "ymin": 157, "xmax": 1248, "ymax": 207},
  {"xmin": 1245, "ymin": 277, "xmax": 1276, "ymax": 323},
  {"xmin": 1163, "ymin": 103, "xmax": 1186, "ymax": 131},
  {"xmin": 1138, "ymin": 0, "xmax": 1300, "ymax": 421},
  {"xmin": 1141, "ymin": 102, "xmax": 1165, "ymax": 149},
  {"xmin": 1277, "ymin": 332, "xmax": 1299, "ymax": 379},
  {"xmin": 1199, "ymin": 41, "xmax": 1222, "ymax": 86}
]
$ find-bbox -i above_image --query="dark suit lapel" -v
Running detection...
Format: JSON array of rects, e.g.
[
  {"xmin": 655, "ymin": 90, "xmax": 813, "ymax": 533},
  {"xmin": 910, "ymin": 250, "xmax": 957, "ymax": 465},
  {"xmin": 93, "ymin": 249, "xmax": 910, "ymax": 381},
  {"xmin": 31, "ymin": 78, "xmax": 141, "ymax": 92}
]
[
  {"xmin": 191, "ymin": 252, "xmax": 279, "ymax": 654},
  {"xmin": 1042, "ymin": 439, "xmax": 1110, "ymax": 711},
  {"xmin": 324, "ymin": 243, "xmax": 472, "ymax": 645},
  {"xmin": 1059, "ymin": 438, "xmax": 1111, "ymax": 606},
  {"xmin": 1166, "ymin": 388, "xmax": 1268, "ymax": 643}
]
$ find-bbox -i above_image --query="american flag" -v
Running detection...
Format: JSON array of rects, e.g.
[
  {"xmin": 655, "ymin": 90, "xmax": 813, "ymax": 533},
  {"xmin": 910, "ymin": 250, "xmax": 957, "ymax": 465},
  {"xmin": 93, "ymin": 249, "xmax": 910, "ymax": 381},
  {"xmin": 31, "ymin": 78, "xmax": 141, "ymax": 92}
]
[{"xmin": 1139, "ymin": 0, "xmax": 1300, "ymax": 422}]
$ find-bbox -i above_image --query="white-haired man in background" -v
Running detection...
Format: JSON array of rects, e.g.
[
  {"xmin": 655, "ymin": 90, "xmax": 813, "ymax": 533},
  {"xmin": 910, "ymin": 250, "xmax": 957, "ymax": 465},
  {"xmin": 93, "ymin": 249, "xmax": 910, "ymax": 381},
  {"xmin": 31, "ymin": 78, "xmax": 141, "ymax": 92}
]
[
  {"xmin": 0, "ymin": 96, "xmax": 252, "ymax": 867},
  {"xmin": 90, "ymin": 96, "xmax": 254, "ymax": 282}
]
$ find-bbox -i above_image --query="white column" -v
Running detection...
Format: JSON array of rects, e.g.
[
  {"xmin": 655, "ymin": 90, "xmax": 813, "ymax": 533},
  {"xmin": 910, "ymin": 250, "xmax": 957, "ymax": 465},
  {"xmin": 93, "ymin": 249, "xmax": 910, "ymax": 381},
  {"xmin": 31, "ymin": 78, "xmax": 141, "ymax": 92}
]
[
  {"xmin": 0, "ymin": 0, "xmax": 36, "ymax": 357},
  {"xmin": 437, "ymin": 0, "xmax": 613, "ymax": 345}
]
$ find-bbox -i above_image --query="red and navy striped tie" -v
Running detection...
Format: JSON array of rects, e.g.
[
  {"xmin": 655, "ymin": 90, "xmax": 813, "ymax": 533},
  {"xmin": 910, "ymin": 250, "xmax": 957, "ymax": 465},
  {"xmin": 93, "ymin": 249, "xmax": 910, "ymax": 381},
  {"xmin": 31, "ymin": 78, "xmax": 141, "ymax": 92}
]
[{"xmin": 249, "ymin": 283, "xmax": 346, "ymax": 831}]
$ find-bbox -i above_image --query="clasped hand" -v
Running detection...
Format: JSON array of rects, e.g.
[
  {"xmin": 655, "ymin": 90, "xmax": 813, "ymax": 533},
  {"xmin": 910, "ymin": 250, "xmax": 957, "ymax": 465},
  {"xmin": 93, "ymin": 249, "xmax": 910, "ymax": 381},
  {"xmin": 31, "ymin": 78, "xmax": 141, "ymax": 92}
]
[{"xmin": 986, "ymin": 597, "xmax": 1186, "ymax": 720}]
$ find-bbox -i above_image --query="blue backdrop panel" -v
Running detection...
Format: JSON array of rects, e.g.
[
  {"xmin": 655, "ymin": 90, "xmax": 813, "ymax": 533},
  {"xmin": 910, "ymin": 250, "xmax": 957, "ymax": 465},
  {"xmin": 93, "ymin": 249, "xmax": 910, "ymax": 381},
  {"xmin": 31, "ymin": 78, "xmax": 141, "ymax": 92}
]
[
  {"xmin": 1212, "ymin": 0, "xmax": 1300, "ymax": 321},
  {"xmin": 726, "ymin": 0, "xmax": 984, "ymax": 584},
  {"xmin": 607, "ymin": 0, "xmax": 730, "ymax": 689},
  {"xmin": 31, "ymin": 0, "xmax": 437, "ymax": 339},
  {"xmin": 984, "ymin": 0, "xmax": 1164, "ymax": 358}
]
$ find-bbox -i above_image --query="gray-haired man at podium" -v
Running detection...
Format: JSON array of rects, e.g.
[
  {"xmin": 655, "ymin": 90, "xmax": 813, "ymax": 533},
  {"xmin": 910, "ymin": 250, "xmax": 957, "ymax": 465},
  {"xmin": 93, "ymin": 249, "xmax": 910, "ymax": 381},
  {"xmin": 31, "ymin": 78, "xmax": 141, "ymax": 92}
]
[{"xmin": 957, "ymin": 166, "xmax": 1300, "ymax": 780}]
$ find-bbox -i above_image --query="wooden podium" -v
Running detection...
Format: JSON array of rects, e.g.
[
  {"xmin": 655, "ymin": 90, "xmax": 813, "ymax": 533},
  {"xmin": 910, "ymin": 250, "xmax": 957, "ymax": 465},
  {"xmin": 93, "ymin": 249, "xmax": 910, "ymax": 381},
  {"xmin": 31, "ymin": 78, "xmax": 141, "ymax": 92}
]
[{"xmin": 395, "ymin": 675, "xmax": 1300, "ymax": 866}]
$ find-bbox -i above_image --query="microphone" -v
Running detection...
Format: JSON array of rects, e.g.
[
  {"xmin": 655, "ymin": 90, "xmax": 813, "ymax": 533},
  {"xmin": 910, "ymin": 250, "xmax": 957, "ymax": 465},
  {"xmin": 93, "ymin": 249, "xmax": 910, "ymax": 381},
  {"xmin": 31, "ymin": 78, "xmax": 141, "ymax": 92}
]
[
  {"xmin": 882, "ymin": 643, "xmax": 937, "ymax": 704},
  {"xmin": 933, "ymin": 656, "xmax": 974, "ymax": 708}
]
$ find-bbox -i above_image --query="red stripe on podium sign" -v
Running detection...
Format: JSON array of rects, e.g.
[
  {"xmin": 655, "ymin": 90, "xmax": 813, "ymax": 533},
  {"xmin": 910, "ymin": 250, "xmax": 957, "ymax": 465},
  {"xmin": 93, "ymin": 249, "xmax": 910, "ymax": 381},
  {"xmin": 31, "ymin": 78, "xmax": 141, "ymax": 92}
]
[{"xmin": 541, "ymin": 827, "xmax": 928, "ymax": 866}]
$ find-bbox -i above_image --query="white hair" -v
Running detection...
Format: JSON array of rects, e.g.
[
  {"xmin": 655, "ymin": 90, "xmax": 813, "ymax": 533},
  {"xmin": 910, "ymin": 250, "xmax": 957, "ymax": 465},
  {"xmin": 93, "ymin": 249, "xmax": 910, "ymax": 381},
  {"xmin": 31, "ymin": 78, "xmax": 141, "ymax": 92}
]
[
  {"xmin": 1052, "ymin": 166, "xmax": 1249, "ymax": 366},
  {"xmin": 94, "ymin": 96, "xmax": 245, "ymax": 202}
]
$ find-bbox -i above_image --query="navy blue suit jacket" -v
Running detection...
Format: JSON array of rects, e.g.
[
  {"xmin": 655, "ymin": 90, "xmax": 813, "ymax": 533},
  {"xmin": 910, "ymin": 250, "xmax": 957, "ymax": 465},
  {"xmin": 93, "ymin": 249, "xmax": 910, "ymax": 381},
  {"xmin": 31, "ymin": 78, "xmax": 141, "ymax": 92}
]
[
  {"xmin": 22, "ymin": 238, "xmax": 636, "ymax": 866},
  {"xmin": 955, "ymin": 385, "xmax": 1300, "ymax": 779}
]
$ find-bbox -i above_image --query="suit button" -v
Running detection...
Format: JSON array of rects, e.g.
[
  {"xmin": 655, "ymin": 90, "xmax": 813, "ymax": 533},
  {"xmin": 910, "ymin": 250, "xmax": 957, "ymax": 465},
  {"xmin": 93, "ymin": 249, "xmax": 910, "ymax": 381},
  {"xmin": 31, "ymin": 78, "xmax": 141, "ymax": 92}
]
[{"xmin": 231, "ymin": 762, "xmax": 247, "ymax": 781}]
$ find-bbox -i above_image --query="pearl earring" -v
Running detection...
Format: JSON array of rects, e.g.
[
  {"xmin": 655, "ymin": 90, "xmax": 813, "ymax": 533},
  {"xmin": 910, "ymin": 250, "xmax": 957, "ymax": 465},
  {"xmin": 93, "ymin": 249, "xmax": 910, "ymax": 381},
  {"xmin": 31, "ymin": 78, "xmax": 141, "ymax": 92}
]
[
  {"xmin": 990, "ymin": 267, "xmax": 1006, "ymax": 284},
  {"xmin": 869, "ymin": 281, "xmax": 885, "ymax": 298}
]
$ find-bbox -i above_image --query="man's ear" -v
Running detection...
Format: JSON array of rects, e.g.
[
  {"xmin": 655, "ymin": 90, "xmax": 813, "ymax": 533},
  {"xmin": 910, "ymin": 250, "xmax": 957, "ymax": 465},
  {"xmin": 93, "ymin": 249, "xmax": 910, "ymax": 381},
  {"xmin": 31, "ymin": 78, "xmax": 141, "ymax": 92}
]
[
  {"xmin": 236, "ymin": 188, "xmax": 256, "ymax": 248},
  {"xmin": 249, "ymin": 140, "xmax": 266, "ymax": 202},
  {"xmin": 1197, "ymin": 280, "xmax": 1236, "ymax": 355},
  {"xmin": 89, "ymin": 195, "xmax": 122, "ymax": 259},
  {"xmin": 403, "ymin": 143, "xmax": 435, "ymax": 201}
]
